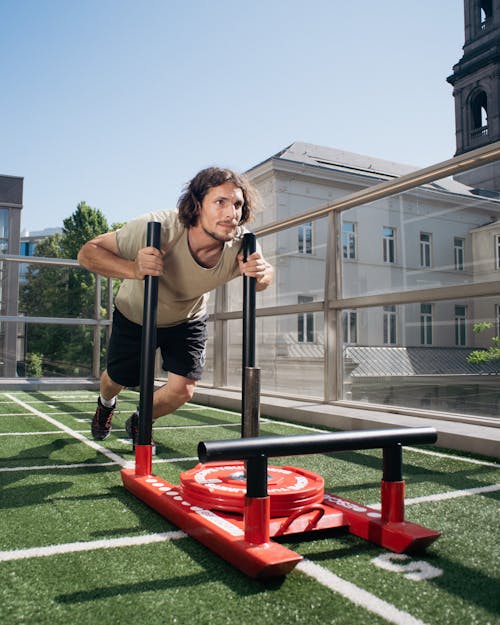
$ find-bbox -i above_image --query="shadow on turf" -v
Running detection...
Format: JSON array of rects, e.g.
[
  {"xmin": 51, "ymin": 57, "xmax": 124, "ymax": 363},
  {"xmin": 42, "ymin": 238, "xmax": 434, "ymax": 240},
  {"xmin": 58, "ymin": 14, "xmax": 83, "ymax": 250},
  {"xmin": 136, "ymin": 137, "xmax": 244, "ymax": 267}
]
[
  {"xmin": 54, "ymin": 497, "xmax": 499, "ymax": 612},
  {"xmin": 55, "ymin": 571, "xmax": 214, "ymax": 604},
  {"xmin": 0, "ymin": 438, "xmax": 82, "ymax": 508},
  {"xmin": 55, "ymin": 538, "xmax": 286, "ymax": 606}
]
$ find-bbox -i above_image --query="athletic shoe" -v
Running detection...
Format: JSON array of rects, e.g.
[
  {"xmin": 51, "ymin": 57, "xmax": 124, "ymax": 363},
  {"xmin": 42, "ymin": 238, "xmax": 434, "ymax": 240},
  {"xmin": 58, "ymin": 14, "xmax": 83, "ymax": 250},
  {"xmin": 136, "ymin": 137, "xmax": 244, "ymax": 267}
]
[
  {"xmin": 91, "ymin": 397, "xmax": 115, "ymax": 440},
  {"xmin": 125, "ymin": 409, "xmax": 156, "ymax": 452}
]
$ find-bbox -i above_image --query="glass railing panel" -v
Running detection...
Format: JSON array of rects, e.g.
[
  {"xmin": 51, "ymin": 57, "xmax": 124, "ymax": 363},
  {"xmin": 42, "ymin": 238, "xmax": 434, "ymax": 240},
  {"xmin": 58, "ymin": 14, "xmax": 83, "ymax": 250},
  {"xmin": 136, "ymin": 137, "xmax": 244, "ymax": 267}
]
[
  {"xmin": 225, "ymin": 221, "xmax": 327, "ymax": 311},
  {"xmin": 18, "ymin": 262, "xmax": 104, "ymax": 318},
  {"xmin": 340, "ymin": 165, "xmax": 500, "ymax": 298},
  {"xmin": 225, "ymin": 313, "xmax": 324, "ymax": 398},
  {"xmin": 1, "ymin": 320, "xmax": 104, "ymax": 377},
  {"xmin": 341, "ymin": 297, "xmax": 500, "ymax": 418}
]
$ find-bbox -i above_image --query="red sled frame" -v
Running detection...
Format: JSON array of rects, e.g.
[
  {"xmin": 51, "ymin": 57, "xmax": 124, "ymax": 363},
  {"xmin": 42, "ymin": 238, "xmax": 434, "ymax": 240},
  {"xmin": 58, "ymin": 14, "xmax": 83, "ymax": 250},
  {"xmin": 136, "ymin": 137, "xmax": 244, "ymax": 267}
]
[{"xmin": 121, "ymin": 224, "xmax": 440, "ymax": 579}]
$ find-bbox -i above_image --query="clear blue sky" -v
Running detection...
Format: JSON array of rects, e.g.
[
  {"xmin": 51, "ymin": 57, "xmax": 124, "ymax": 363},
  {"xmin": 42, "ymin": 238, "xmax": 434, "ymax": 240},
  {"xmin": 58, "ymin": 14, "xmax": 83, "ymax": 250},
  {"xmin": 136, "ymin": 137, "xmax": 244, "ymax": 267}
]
[{"xmin": 1, "ymin": 0, "xmax": 464, "ymax": 233}]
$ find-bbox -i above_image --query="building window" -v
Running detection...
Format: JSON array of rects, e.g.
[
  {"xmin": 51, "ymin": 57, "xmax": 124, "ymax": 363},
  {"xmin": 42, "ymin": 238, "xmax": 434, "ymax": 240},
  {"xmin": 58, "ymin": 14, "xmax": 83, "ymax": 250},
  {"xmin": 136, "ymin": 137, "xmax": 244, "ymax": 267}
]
[
  {"xmin": 343, "ymin": 309, "xmax": 357, "ymax": 344},
  {"xmin": 455, "ymin": 305, "xmax": 467, "ymax": 347},
  {"xmin": 298, "ymin": 221, "xmax": 312, "ymax": 254},
  {"xmin": 496, "ymin": 235, "xmax": 500, "ymax": 269},
  {"xmin": 298, "ymin": 295, "xmax": 314, "ymax": 343},
  {"xmin": 420, "ymin": 232, "xmax": 432, "ymax": 268},
  {"xmin": 480, "ymin": 0, "xmax": 492, "ymax": 29},
  {"xmin": 383, "ymin": 227, "xmax": 396, "ymax": 263},
  {"xmin": 383, "ymin": 305, "xmax": 397, "ymax": 345},
  {"xmin": 471, "ymin": 90, "xmax": 488, "ymax": 139},
  {"xmin": 454, "ymin": 237, "xmax": 465, "ymax": 271},
  {"xmin": 342, "ymin": 222, "xmax": 357, "ymax": 260},
  {"xmin": 420, "ymin": 303, "xmax": 433, "ymax": 345}
]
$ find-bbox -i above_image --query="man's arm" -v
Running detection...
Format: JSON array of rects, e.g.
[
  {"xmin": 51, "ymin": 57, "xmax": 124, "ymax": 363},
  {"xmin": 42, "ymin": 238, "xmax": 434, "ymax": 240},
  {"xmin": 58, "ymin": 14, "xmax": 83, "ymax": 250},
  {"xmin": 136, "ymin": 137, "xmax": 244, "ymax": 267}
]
[{"xmin": 77, "ymin": 232, "xmax": 164, "ymax": 279}]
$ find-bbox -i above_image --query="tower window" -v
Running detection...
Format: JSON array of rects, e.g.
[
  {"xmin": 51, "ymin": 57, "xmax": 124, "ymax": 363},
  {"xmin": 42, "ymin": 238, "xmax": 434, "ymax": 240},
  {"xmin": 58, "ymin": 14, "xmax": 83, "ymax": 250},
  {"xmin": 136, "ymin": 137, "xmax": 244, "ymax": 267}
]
[
  {"xmin": 471, "ymin": 91, "xmax": 488, "ymax": 138},
  {"xmin": 480, "ymin": 0, "xmax": 493, "ymax": 29}
]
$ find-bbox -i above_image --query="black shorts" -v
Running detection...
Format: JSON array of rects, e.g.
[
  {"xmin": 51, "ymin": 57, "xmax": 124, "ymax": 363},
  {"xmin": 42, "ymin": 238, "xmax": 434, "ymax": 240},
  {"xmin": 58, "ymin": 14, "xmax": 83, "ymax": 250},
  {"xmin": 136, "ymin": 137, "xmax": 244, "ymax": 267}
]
[{"xmin": 106, "ymin": 307, "xmax": 208, "ymax": 387}]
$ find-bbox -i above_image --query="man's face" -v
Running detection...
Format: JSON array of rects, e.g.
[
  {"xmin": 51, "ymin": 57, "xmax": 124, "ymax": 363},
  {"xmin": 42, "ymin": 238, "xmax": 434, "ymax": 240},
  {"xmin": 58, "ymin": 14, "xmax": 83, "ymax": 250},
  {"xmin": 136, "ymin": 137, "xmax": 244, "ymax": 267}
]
[{"xmin": 197, "ymin": 182, "xmax": 244, "ymax": 243}]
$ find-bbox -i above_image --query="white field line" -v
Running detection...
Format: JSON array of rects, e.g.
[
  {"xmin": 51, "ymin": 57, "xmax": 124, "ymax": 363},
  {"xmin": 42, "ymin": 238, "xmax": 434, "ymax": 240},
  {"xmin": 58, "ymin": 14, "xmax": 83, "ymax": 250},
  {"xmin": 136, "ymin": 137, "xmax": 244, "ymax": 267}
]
[
  {"xmin": 0, "ymin": 422, "xmax": 247, "ymax": 438},
  {"xmin": 1, "ymin": 475, "xmax": 498, "ymax": 625},
  {"xmin": 2, "ymin": 394, "xmax": 498, "ymax": 473},
  {"xmin": 296, "ymin": 559, "xmax": 429, "ymax": 625},
  {"xmin": 0, "ymin": 394, "xmax": 497, "ymax": 625},
  {"xmin": 0, "ymin": 531, "xmax": 186, "ymax": 562},
  {"xmin": 405, "ymin": 445, "xmax": 500, "ymax": 468},
  {"xmin": 0, "ymin": 431, "xmax": 72, "ymax": 436},
  {"xmin": 154, "ymin": 422, "xmax": 243, "ymax": 430},
  {"xmin": 4, "ymin": 394, "xmax": 132, "ymax": 469},
  {"xmin": 404, "ymin": 482, "xmax": 500, "ymax": 505},
  {"xmin": 0, "ymin": 462, "xmax": 117, "ymax": 472},
  {"xmin": 367, "ymin": 482, "xmax": 500, "ymax": 510},
  {"xmin": 0, "ymin": 400, "xmax": 94, "ymax": 405},
  {"xmin": 0, "ymin": 457, "xmax": 198, "ymax": 473},
  {"xmin": 263, "ymin": 418, "xmax": 500, "ymax": 468},
  {"xmin": 7, "ymin": 393, "xmax": 497, "ymax": 469},
  {"xmin": 0, "ymin": 479, "xmax": 497, "ymax": 559},
  {"xmin": 0, "ymin": 533, "xmax": 430, "ymax": 625}
]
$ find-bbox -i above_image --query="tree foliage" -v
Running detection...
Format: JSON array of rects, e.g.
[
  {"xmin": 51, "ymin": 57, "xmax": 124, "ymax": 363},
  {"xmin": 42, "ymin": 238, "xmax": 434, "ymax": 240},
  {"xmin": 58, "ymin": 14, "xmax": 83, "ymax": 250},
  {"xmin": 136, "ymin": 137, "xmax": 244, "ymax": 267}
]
[
  {"xmin": 466, "ymin": 322, "xmax": 500, "ymax": 364},
  {"xmin": 19, "ymin": 202, "xmax": 111, "ymax": 376},
  {"xmin": 61, "ymin": 201, "xmax": 109, "ymax": 259}
]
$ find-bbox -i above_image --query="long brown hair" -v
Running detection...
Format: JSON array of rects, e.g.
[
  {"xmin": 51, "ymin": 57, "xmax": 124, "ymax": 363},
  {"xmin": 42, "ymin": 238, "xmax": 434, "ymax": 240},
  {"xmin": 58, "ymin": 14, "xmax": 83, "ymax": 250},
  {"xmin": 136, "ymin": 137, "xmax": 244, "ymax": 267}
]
[{"xmin": 177, "ymin": 167, "xmax": 261, "ymax": 228}]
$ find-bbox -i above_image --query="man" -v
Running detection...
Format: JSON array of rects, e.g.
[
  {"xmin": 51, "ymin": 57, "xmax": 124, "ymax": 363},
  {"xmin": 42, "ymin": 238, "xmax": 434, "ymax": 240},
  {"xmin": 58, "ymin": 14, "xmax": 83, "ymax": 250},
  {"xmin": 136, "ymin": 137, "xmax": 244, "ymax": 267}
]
[{"xmin": 78, "ymin": 167, "xmax": 273, "ymax": 446}]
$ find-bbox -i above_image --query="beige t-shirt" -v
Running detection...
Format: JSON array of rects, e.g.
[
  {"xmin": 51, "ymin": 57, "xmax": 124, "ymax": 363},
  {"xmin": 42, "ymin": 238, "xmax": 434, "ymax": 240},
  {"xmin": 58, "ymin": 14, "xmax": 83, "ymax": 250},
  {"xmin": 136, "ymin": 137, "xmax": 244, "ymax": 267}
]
[{"xmin": 114, "ymin": 210, "xmax": 245, "ymax": 327}]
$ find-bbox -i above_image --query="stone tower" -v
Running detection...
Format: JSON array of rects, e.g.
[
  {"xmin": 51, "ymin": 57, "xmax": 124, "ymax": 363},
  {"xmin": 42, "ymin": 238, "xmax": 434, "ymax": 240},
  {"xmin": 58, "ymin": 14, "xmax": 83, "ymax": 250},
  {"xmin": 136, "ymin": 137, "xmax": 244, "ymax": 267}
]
[{"xmin": 447, "ymin": 0, "xmax": 500, "ymax": 191}]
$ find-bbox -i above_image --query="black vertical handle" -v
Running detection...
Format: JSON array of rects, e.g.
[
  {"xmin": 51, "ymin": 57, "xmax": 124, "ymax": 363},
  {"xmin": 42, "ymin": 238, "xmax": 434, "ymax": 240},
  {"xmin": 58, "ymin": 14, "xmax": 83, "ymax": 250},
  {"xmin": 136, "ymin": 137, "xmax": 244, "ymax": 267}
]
[
  {"xmin": 138, "ymin": 221, "xmax": 161, "ymax": 446},
  {"xmin": 242, "ymin": 232, "xmax": 256, "ymax": 371},
  {"xmin": 241, "ymin": 232, "xmax": 257, "ymax": 437}
]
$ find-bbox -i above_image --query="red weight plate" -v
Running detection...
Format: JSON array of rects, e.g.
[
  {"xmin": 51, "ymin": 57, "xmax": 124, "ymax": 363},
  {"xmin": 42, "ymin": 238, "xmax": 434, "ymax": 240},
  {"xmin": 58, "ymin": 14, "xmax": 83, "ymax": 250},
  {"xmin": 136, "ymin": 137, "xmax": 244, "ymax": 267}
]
[{"xmin": 180, "ymin": 461, "xmax": 324, "ymax": 516}]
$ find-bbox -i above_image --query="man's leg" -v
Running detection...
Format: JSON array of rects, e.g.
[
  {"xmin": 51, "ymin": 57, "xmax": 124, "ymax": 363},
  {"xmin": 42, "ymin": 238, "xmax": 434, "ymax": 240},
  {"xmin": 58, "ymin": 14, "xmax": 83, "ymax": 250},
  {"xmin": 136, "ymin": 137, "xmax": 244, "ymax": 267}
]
[
  {"xmin": 125, "ymin": 315, "xmax": 207, "ymax": 447},
  {"xmin": 124, "ymin": 373, "xmax": 197, "ymax": 446},
  {"xmin": 91, "ymin": 369, "xmax": 125, "ymax": 441},
  {"xmin": 152, "ymin": 372, "xmax": 197, "ymax": 420},
  {"xmin": 100, "ymin": 369, "xmax": 125, "ymax": 401},
  {"xmin": 94, "ymin": 307, "xmax": 143, "ymax": 441}
]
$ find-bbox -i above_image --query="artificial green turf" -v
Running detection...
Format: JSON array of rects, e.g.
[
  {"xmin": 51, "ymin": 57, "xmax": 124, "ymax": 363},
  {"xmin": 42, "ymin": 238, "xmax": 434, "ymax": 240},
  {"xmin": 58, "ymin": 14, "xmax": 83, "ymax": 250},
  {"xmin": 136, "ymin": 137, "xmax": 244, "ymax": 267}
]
[
  {"xmin": 2, "ymin": 542, "xmax": 392, "ymax": 625},
  {"xmin": 1, "ymin": 391, "xmax": 499, "ymax": 625}
]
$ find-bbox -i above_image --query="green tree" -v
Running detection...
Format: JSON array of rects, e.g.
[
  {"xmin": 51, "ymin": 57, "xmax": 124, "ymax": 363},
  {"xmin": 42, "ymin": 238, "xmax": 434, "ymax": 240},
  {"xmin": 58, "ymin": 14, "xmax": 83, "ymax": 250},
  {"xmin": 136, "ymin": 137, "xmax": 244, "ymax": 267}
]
[
  {"xmin": 467, "ymin": 322, "xmax": 500, "ymax": 364},
  {"xmin": 20, "ymin": 202, "xmax": 110, "ymax": 376},
  {"xmin": 61, "ymin": 201, "xmax": 109, "ymax": 259}
]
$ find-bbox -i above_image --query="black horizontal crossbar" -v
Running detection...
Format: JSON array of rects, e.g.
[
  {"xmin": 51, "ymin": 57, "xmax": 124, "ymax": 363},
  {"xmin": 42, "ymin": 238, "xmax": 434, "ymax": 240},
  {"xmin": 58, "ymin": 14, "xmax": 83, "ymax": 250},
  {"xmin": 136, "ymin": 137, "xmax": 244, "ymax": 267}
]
[{"xmin": 198, "ymin": 427, "xmax": 437, "ymax": 463}]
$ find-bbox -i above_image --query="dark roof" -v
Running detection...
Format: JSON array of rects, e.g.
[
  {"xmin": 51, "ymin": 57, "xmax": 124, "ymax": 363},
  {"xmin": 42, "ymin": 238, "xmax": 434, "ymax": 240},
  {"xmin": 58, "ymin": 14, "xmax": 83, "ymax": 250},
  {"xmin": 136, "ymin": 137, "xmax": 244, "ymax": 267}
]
[
  {"xmin": 271, "ymin": 142, "xmax": 474, "ymax": 195},
  {"xmin": 0, "ymin": 175, "xmax": 23, "ymax": 206},
  {"xmin": 346, "ymin": 346, "xmax": 500, "ymax": 377}
]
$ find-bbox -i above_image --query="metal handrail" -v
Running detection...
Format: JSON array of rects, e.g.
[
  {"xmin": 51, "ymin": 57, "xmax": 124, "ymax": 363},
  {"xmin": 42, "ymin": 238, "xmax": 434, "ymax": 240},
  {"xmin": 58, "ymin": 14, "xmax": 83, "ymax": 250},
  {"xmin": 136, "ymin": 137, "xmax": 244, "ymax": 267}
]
[
  {"xmin": 254, "ymin": 141, "xmax": 500, "ymax": 236},
  {"xmin": 1, "ymin": 254, "xmax": 80, "ymax": 267},
  {"xmin": 0, "ymin": 315, "xmax": 111, "ymax": 326}
]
